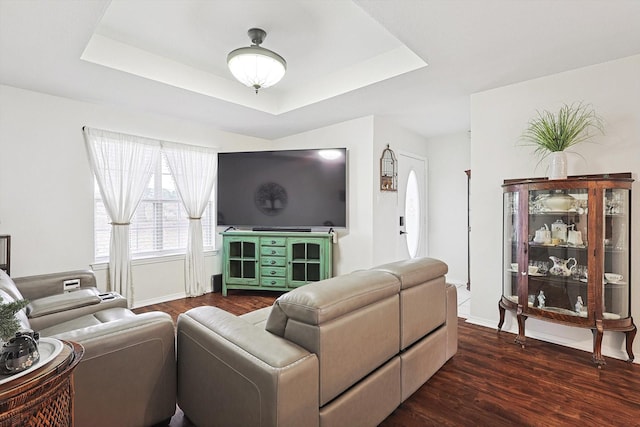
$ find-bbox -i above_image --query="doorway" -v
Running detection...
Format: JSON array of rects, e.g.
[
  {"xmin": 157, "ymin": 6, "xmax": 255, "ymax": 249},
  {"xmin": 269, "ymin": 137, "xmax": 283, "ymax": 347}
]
[{"xmin": 397, "ymin": 153, "xmax": 427, "ymax": 260}]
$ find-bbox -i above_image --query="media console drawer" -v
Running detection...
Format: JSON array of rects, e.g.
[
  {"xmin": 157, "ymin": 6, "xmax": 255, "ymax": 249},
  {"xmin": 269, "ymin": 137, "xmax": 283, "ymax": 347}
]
[
  {"xmin": 261, "ymin": 277, "xmax": 286, "ymax": 287},
  {"xmin": 262, "ymin": 267, "xmax": 286, "ymax": 277},
  {"xmin": 261, "ymin": 246, "xmax": 286, "ymax": 257},
  {"xmin": 261, "ymin": 257, "xmax": 286, "ymax": 267},
  {"xmin": 261, "ymin": 237, "xmax": 286, "ymax": 247}
]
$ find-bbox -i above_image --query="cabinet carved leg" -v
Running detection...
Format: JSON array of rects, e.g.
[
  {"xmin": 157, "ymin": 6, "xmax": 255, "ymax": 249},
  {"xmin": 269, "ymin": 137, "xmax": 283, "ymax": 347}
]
[
  {"xmin": 625, "ymin": 323, "xmax": 636, "ymax": 363},
  {"xmin": 515, "ymin": 314, "xmax": 527, "ymax": 348},
  {"xmin": 591, "ymin": 320, "xmax": 606, "ymax": 366},
  {"xmin": 497, "ymin": 300, "xmax": 506, "ymax": 331}
]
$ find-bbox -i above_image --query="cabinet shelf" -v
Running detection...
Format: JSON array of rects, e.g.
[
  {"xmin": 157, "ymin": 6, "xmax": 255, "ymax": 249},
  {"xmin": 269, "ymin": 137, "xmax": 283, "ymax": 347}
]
[{"xmin": 499, "ymin": 173, "xmax": 635, "ymax": 366}]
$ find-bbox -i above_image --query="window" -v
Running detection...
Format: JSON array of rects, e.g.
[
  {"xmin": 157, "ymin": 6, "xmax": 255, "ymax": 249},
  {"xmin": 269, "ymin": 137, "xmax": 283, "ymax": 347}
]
[
  {"xmin": 404, "ymin": 169, "xmax": 420, "ymax": 259},
  {"xmin": 94, "ymin": 156, "xmax": 214, "ymax": 261}
]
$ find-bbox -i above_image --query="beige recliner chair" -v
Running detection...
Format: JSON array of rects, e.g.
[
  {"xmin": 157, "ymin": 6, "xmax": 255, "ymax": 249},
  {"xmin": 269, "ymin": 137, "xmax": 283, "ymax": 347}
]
[{"xmin": 0, "ymin": 269, "xmax": 176, "ymax": 427}]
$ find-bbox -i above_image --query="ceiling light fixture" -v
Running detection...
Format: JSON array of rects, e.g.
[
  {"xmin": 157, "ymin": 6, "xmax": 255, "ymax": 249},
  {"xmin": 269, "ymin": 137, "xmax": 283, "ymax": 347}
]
[{"xmin": 227, "ymin": 28, "xmax": 287, "ymax": 93}]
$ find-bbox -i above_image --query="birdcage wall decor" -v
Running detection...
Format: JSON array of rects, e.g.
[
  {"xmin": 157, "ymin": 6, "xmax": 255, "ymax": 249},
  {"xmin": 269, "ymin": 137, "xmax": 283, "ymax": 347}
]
[{"xmin": 380, "ymin": 144, "xmax": 397, "ymax": 191}]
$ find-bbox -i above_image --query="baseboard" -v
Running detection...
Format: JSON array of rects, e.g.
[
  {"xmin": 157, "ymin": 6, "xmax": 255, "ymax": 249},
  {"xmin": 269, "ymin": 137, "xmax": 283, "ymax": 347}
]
[
  {"xmin": 464, "ymin": 315, "xmax": 636, "ymax": 364},
  {"xmin": 445, "ymin": 279, "xmax": 467, "ymax": 288},
  {"xmin": 132, "ymin": 292, "xmax": 187, "ymax": 309}
]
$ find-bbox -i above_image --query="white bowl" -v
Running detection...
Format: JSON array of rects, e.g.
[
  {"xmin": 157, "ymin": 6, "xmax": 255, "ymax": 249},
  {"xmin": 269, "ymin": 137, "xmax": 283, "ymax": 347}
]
[
  {"xmin": 544, "ymin": 194, "xmax": 575, "ymax": 211},
  {"xmin": 605, "ymin": 273, "xmax": 623, "ymax": 283},
  {"xmin": 528, "ymin": 266, "xmax": 539, "ymax": 275}
]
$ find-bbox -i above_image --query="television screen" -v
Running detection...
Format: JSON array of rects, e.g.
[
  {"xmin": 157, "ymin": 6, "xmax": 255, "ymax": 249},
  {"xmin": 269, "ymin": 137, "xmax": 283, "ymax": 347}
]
[{"xmin": 217, "ymin": 148, "xmax": 347, "ymax": 229}]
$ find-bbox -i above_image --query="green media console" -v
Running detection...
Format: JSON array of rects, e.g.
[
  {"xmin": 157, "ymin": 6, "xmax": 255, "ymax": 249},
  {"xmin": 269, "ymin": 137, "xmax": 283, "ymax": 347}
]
[{"xmin": 221, "ymin": 231, "xmax": 333, "ymax": 296}]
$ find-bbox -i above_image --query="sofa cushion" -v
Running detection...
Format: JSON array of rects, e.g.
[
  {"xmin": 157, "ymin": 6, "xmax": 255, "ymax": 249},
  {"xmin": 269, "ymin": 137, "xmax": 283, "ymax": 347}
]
[
  {"xmin": 265, "ymin": 269, "xmax": 399, "ymax": 336},
  {"xmin": 38, "ymin": 307, "xmax": 137, "ymax": 337},
  {"xmin": 240, "ymin": 306, "xmax": 271, "ymax": 328},
  {"xmin": 12, "ymin": 270, "xmax": 97, "ymax": 301},
  {"xmin": 26, "ymin": 288, "xmax": 101, "ymax": 318},
  {"xmin": 373, "ymin": 257, "xmax": 448, "ymax": 290},
  {"xmin": 373, "ymin": 257, "xmax": 448, "ymax": 349},
  {"xmin": 265, "ymin": 269, "xmax": 401, "ymax": 406}
]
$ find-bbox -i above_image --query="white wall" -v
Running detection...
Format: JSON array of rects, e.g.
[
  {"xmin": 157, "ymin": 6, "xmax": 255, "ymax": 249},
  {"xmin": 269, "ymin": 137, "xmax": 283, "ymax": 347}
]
[
  {"xmin": 425, "ymin": 131, "xmax": 470, "ymax": 285},
  {"xmin": 0, "ymin": 84, "xmax": 267, "ymax": 306},
  {"xmin": 273, "ymin": 117, "xmax": 375, "ymax": 274},
  {"xmin": 372, "ymin": 117, "xmax": 430, "ymax": 266},
  {"xmin": 267, "ymin": 116, "xmax": 432, "ymax": 273},
  {"xmin": 469, "ymin": 54, "xmax": 640, "ymax": 362}
]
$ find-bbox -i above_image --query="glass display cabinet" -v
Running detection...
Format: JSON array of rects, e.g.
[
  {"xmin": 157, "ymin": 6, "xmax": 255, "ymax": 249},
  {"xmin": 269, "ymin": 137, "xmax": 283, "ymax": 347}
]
[{"xmin": 498, "ymin": 173, "xmax": 635, "ymax": 365}]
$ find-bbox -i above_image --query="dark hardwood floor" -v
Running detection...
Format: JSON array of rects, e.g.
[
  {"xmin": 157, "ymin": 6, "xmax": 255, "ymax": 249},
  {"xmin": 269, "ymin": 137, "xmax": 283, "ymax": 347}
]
[{"xmin": 135, "ymin": 291, "xmax": 640, "ymax": 427}]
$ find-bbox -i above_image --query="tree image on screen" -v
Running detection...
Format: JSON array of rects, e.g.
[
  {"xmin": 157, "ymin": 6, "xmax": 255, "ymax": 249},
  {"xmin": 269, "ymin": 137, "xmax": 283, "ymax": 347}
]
[{"xmin": 254, "ymin": 182, "xmax": 288, "ymax": 216}]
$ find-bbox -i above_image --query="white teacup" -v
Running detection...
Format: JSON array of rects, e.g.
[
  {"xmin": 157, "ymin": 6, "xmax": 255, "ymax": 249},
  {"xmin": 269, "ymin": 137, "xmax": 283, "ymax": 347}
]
[
  {"xmin": 528, "ymin": 265, "xmax": 539, "ymax": 275},
  {"xmin": 510, "ymin": 263, "xmax": 518, "ymax": 271},
  {"xmin": 605, "ymin": 273, "xmax": 623, "ymax": 283}
]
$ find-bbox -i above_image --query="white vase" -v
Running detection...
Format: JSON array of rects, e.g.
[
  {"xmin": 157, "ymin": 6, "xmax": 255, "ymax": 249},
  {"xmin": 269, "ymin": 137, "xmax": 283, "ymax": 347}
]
[{"xmin": 548, "ymin": 151, "xmax": 567, "ymax": 180}]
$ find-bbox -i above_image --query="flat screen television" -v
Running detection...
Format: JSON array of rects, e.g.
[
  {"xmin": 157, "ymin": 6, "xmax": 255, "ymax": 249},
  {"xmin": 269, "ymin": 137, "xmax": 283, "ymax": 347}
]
[{"xmin": 217, "ymin": 148, "xmax": 347, "ymax": 230}]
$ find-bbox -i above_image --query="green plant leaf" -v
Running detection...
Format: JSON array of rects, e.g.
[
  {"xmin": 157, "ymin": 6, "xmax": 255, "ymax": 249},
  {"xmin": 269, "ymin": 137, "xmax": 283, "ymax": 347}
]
[
  {"xmin": 521, "ymin": 102, "xmax": 604, "ymax": 160},
  {"xmin": 0, "ymin": 296, "xmax": 29, "ymax": 342}
]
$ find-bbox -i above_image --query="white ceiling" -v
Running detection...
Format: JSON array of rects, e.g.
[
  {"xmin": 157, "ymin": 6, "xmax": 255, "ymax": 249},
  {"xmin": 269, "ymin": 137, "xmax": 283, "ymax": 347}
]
[{"xmin": 1, "ymin": 0, "xmax": 640, "ymax": 140}]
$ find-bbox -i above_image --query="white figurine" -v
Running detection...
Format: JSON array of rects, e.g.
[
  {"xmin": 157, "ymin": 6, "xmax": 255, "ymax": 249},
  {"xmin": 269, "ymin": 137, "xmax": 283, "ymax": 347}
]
[
  {"xmin": 537, "ymin": 290, "xmax": 546, "ymax": 308},
  {"xmin": 575, "ymin": 296, "xmax": 584, "ymax": 313}
]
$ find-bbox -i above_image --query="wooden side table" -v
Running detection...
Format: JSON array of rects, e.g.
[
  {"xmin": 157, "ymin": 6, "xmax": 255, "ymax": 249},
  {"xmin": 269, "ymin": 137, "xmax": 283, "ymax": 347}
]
[{"xmin": 0, "ymin": 340, "xmax": 83, "ymax": 427}]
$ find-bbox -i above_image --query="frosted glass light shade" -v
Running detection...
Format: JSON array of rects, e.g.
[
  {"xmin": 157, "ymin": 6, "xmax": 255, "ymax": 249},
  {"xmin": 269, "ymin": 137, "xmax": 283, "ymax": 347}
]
[{"xmin": 227, "ymin": 46, "xmax": 286, "ymax": 92}]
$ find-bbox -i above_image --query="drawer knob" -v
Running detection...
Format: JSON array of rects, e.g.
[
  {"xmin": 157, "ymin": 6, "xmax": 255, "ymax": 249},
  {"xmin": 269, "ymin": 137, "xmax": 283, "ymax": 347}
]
[
  {"xmin": 271, "ymin": 281, "xmax": 276, "ymax": 285},
  {"xmin": 271, "ymin": 240, "xmax": 276, "ymax": 244},
  {"xmin": 271, "ymin": 260, "xmax": 276, "ymax": 265},
  {"xmin": 271, "ymin": 250, "xmax": 276, "ymax": 254},
  {"xmin": 270, "ymin": 271, "xmax": 276, "ymax": 275}
]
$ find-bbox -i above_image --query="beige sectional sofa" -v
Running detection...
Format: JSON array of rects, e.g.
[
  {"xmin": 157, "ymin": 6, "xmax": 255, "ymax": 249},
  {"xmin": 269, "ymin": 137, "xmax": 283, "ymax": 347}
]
[
  {"xmin": 0, "ymin": 269, "xmax": 176, "ymax": 427},
  {"xmin": 177, "ymin": 257, "xmax": 457, "ymax": 427}
]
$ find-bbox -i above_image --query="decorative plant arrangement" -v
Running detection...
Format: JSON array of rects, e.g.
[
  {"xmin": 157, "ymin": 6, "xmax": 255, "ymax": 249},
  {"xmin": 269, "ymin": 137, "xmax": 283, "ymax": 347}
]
[
  {"xmin": 0, "ymin": 296, "xmax": 42, "ymax": 375},
  {"xmin": 522, "ymin": 102, "xmax": 604, "ymax": 179},
  {"xmin": 0, "ymin": 296, "xmax": 29, "ymax": 342}
]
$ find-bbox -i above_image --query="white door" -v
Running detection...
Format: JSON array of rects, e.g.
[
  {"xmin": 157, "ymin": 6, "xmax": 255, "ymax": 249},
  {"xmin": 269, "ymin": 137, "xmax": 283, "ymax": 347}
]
[{"xmin": 397, "ymin": 153, "xmax": 427, "ymax": 259}]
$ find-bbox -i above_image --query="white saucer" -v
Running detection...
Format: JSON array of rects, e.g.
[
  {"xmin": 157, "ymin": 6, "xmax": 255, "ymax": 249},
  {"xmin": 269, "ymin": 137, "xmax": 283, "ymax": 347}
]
[
  {"xmin": 528, "ymin": 272, "xmax": 545, "ymax": 277},
  {"xmin": 0, "ymin": 337, "xmax": 64, "ymax": 386},
  {"xmin": 603, "ymin": 312, "xmax": 622, "ymax": 320}
]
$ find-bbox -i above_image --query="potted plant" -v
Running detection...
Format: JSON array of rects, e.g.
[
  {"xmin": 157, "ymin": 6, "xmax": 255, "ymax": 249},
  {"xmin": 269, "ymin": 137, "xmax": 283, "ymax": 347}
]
[
  {"xmin": 0, "ymin": 295, "xmax": 29, "ymax": 343},
  {"xmin": 522, "ymin": 102, "xmax": 604, "ymax": 179}
]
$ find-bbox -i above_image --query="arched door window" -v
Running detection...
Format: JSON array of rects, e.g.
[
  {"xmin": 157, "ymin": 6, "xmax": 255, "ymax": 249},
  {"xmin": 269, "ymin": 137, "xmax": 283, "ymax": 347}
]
[{"xmin": 405, "ymin": 169, "xmax": 420, "ymax": 258}]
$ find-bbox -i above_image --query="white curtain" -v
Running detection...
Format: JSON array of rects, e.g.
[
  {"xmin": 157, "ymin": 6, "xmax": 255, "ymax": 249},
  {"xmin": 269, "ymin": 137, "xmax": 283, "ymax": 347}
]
[
  {"xmin": 162, "ymin": 142, "xmax": 217, "ymax": 297},
  {"xmin": 83, "ymin": 127, "xmax": 161, "ymax": 307}
]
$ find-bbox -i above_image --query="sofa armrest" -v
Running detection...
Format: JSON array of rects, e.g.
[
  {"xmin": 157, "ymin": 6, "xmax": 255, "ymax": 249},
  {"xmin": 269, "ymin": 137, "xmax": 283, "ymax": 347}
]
[
  {"xmin": 26, "ymin": 288, "xmax": 101, "ymax": 318},
  {"xmin": 13, "ymin": 270, "xmax": 98, "ymax": 300},
  {"xmin": 445, "ymin": 283, "xmax": 458, "ymax": 360},
  {"xmin": 26, "ymin": 290, "xmax": 128, "ymax": 332},
  {"xmin": 177, "ymin": 306, "xmax": 319, "ymax": 427},
  {"xmin": 48, "ymin": 311, "xmax": 174, "ymax": 358},
  {"xmin": 49, "ymin": 311, "xmax": 177, "ymax": 427}
]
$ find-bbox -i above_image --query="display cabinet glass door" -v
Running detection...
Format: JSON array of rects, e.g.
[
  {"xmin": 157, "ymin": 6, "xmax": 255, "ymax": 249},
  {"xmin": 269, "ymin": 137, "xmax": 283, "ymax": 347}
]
[
  {"xmin": 225, "ymin": 236, "xmax": 259, "ymax": 285},
  {"xmin": 288, "ymin": 238, "xmax": 324, "ymax": 287},
  {"xmin": 527, "ymin": 188, "xmax": 589, "ymax": 319},
  {"xmin": 603, "ymin": 188, "xmax": 630, "ymax": 319},
  {"xmin": 503, "ymin": 191, "xmax": 520, "ymax": 306}
]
